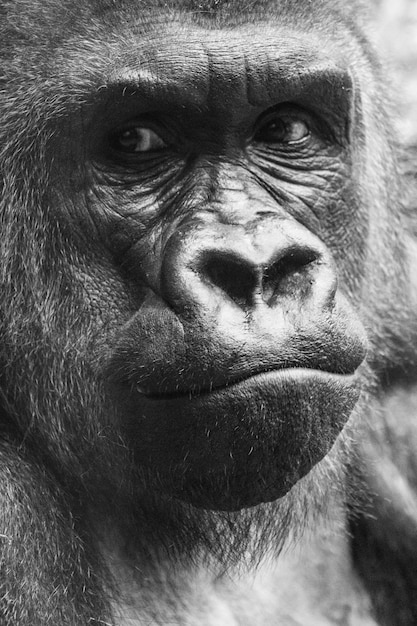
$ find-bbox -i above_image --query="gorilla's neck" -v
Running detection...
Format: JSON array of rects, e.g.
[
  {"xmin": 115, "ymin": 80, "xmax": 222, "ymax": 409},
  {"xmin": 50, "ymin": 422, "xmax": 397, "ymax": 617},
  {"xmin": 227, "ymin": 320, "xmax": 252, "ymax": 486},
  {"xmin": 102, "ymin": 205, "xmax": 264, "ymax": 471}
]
[{"xmin": 98, "ymin": 497, "xmax": 375, "ymax": 626}]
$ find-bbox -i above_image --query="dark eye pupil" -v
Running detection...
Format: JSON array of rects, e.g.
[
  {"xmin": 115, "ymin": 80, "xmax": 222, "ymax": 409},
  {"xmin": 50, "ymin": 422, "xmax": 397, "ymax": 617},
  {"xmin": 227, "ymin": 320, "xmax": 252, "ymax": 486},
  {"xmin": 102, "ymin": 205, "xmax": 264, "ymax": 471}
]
[
  {"xmin": 119, "ymin": 129, "xmax": 140, "ymax": 150},
  {"xmin": 263, "ymin": 120, "xmax": 287, "ymax": 142}
]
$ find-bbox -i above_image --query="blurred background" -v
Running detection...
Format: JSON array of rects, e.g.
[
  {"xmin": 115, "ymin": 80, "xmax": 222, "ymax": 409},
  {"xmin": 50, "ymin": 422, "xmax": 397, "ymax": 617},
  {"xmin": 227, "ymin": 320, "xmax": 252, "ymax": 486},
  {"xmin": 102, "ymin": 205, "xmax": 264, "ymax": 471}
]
[
  {"xmin": 375, "ymin": 0, "xmax": 417, "ymax": 230},
  {"xmin": 377, "ymin": 0, "xmax": 417, "ymax": 144}
]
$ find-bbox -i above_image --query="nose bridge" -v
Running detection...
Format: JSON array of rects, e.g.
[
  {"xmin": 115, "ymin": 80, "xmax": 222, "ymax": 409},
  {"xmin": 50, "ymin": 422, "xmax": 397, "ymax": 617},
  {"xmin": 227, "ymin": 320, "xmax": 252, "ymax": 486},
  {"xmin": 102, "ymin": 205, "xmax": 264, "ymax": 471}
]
[{"xmin": 212, "ymin": 179, "xmax": 284, "ymax": 227}]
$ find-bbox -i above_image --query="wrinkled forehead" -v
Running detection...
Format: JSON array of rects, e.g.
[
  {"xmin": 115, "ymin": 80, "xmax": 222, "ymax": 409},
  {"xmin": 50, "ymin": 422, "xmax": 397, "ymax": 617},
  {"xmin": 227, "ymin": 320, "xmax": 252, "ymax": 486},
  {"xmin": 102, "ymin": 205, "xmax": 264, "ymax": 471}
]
[
  {"xmin": 101, "ymin": 22, "xmax": 351, "ymax": 110},
  {"xmin": 111, "ymin": 24, "xmax": 336, "ymax": 78}
]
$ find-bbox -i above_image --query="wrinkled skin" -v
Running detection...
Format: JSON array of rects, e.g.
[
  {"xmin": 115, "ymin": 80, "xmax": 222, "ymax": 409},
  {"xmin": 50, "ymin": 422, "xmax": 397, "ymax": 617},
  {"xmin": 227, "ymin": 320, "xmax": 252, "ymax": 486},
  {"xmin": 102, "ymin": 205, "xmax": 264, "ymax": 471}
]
[{"xmin": 0, "ymin": 1, "xmax": 416, "ymax": 625}]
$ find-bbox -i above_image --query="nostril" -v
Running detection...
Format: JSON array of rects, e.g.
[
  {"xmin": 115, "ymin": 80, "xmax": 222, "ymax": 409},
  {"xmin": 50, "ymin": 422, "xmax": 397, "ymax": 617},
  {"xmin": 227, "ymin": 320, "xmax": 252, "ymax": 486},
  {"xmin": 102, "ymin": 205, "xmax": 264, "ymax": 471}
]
[
  {"xmin": 262, "ymin": 248, "xmax": 319, "ymax": 305},
  {"xmin": 197, "ymin": 247, "xmax": 321, "ymax": 310},
  {"xmin": 201, "ymin": 253, "xmax": 259, "ymax": 308}
]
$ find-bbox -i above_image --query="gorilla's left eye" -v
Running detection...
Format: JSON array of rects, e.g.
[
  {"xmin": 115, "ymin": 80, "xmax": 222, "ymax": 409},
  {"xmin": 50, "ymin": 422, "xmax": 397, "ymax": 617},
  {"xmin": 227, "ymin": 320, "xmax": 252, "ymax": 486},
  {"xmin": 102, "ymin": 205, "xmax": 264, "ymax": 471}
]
[
  {"xmin": 254, "ymin": 116, "xmax": 310, "ymax": 146},
  {"xmin": 110, "ymin": 126, "xmax": 168, "ymax": 154}
]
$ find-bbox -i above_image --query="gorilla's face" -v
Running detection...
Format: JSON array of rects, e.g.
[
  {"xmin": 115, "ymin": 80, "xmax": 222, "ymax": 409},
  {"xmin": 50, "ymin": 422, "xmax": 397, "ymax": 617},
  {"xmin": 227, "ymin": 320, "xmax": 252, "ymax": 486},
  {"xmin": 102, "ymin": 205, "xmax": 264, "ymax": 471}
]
[{"xmin": 59, "ymin": 21, "xmax": 369, "ymax": 511}]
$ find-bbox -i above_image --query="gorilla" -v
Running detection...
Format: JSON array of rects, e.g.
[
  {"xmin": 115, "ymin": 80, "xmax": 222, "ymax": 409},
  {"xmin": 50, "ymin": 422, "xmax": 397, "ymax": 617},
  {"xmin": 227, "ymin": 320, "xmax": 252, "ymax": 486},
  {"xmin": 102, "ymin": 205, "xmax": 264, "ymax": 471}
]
[{"xmin": 0, "ymin": 0, "xmax": 416, "ymax": 624}]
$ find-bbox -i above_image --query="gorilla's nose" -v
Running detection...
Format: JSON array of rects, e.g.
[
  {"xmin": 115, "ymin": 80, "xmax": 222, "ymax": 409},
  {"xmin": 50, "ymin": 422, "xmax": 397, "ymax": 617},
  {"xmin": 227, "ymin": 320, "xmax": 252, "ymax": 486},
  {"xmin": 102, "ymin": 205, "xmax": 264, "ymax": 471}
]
[{"xmin": 160, "ymin": 217, "xmax": 337, "ymax": 318}]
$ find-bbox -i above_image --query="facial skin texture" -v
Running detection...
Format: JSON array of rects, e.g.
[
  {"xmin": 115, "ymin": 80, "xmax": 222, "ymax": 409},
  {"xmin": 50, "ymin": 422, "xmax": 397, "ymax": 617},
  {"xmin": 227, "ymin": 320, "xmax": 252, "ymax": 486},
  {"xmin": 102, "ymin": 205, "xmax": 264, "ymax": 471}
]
[{"xmin": 0, "ymin": 0, "xmax": 416, "ymax": 624}]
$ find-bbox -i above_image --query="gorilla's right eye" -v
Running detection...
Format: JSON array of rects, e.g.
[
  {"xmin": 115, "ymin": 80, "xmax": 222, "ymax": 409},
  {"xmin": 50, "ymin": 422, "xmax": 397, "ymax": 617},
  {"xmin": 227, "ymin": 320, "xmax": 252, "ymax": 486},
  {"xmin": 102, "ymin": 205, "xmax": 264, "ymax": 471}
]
[
  {"xmin": 254, "ymin": 116, "xmax": 310, "ymax": 146},
  {"xmin": 109, "ymin": 126, "xmax": 168, "ymax": 154}
]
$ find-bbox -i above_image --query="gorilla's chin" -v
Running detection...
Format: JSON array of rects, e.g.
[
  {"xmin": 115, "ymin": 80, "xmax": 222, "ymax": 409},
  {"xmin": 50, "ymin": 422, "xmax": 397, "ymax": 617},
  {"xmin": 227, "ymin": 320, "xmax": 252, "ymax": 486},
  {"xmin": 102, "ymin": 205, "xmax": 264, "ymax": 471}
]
[{"xmin": 129, "ymin": 370, "xmax": 362, "ymax": 511}]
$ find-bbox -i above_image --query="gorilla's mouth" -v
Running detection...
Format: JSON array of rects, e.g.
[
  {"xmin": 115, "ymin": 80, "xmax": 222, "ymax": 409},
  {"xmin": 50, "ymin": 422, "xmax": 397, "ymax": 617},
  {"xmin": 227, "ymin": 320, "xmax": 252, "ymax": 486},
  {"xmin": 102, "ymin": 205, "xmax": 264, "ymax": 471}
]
[{"xmin": 136, "ymin": 365, "xmax": 359, "ymax": 401}]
